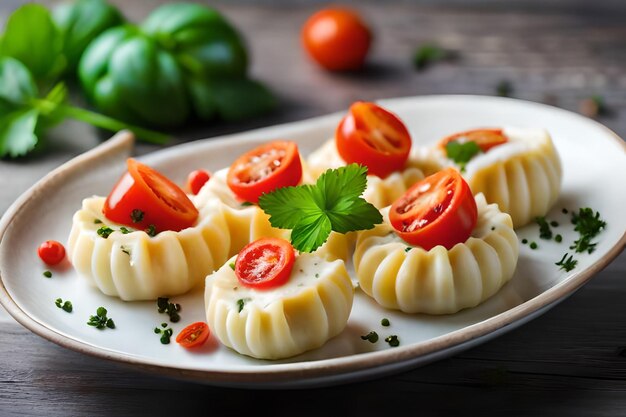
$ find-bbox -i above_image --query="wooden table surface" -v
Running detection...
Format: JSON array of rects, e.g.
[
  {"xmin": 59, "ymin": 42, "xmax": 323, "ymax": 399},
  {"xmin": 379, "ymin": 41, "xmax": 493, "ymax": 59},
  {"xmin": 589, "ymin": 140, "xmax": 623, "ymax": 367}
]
[{"xmin": 1, "ymin": 1, "xmax": 625, "ymax": 415}]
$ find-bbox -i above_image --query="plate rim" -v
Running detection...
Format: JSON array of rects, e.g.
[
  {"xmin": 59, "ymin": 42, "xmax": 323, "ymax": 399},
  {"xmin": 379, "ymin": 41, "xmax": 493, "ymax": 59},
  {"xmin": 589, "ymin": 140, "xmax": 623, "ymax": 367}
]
[{"xmin": 1, "ymin": 94, "xmax": 625, "ymax": 387}]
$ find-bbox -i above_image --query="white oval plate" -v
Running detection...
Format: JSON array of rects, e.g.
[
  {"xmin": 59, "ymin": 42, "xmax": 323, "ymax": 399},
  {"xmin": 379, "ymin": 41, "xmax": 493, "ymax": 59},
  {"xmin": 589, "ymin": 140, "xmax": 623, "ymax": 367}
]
[{"xmin": 1, "ymin": 95, "xmax": 624, "ymax": 389}]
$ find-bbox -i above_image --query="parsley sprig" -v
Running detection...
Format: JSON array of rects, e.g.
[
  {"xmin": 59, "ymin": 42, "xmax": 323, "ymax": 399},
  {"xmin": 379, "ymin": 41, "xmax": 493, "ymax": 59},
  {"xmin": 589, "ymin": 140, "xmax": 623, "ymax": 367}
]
[
  {"xmin": 556, "ymin": 253, "xmax": 578, "ymax": 272},
  {"xmin": 258, "ymin": 165, "xmax": 382, "ymax": 252},
  {"xmin": 570, "ymin": 208, "xmax": 606, "ymax": 254}
]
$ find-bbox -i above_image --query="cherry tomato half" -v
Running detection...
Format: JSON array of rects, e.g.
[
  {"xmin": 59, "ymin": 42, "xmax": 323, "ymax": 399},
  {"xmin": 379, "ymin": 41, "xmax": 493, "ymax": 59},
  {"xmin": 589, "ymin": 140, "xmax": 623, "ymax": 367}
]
[
  {"xmin": 235, "ymin": 238, "xmax": 296, "ymax": 290},
  {"xmin": 187, "ymin": 169, "xmax": 211, "ymax": 195},
  {"xmin": 389, "ymin": 168, "xmax": 477, "ymax": 250},
  {"xmin": 103, "ymin": 159, "xmax": 199, "ymax": 233},
  {"xmin": 336, "ymin": 101, "xmax": 412, "ymax": 178},
  {"xmin": 438, "ymin": 128, "xmax": 508, "ymax": 153},
  {"xmin": 302, "ymin": 7, "xmax": 371, "ymax": 71},
  {"xmin": 176, "ymin": 322, "xmax": 210, "ymax": 348},
  {"xmin": 38, "ymin": 240, "xmax": 66, "ymax": 265},
  {"xmin": 227, "ymin": 141, "xmax": 302, "ymax": 204}
]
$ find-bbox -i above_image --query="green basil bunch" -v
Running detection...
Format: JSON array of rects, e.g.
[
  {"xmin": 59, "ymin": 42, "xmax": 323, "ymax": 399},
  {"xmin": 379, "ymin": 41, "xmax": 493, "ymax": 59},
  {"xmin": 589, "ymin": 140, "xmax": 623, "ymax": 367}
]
[{"xmin": 79, "ymin": 3, "xmax": 275, "ymax": 128}]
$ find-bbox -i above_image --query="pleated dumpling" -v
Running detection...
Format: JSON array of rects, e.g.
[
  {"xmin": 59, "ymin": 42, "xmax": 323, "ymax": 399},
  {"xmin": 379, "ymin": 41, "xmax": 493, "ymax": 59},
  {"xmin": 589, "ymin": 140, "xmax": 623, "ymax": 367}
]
[
  {"xmin": 204, "ymin": 253, "xmax": 355, "ymax": 360},
  {"xmin": 433, "ymin": 127, "xmax": 562, "ymax": 228},
  {"xmin": 67, "ymin": 197, "xmax": 231, "ymax": 301},
  {"xmin": 306, "ymin": 139, "xmax": 425, "ymax": 209},
  {"xmin": 193, "ymin": 168, "xmax": 291, "ymax": 256},
  {"xmin": 193, "ymin": 168, "xmax": 352, "ymax": 262},
  {"xmin": 353, "ymin": 194, "xmax": 519, "ymax": 314}
]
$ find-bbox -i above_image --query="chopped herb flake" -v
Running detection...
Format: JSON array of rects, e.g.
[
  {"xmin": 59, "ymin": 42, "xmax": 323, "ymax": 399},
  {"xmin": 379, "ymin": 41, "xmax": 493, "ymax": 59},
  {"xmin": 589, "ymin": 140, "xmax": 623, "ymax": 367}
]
[
  {"xmin": 130, "ymin": 209, "xmax": 145, "ymax": 223},
  {"xmin": 496, "ymin": 80, "xmax": 513, "ymax": 97},
  {"xmin": 555, "ymin": 234, "xmax": 563, "ymax": 243},
  {"xmin": 121, "ymin": 246, "xmax": 131, "ymax": 256},
  {"xmin": 55, "ymin": 298, "xmax": 72, "ymax": 313},
  {"xmin": 405, "ymin": 247, "xmax": 412, "ymax": 252},
  {"xmin": 96, "ymin": 226, "xmax": 114, "ymax": 239},
  {"xmin": 535, "ymin": 217, "xmax": 553, "ymax": 240},
  {"xmin": 550, "ymin": 221, "xmax": 559, "ymax": 227},
  {"xmin": 445, "ymin": 140, "xmax": 482, "ymax": 172},
  {"xmin": 94, "ymin": 219, "xmax": 102, "ymax": 224},
  {"xmin": 229, "ymin": 262, "xmax": 236, "ymax": 271},
  {"xmin": 237, "ymin": 298, "xmax": 246, "ymax": 312},
  {"xmin": 156, "ymin": 297, "xmax": 180, "ymax": 322},
  {"xmin": 119, "ymin": 227, "xmax": 132, "ymax": 234},
  {"xmin": 562, "ymin": 208, "xmax": 569, "ymax": 214},
  {"xmin": 154, "ymin": 323, "xmax": 173, "ymax": 344},
  {"xmin": 361, "ymin": 331, "xmax": 379, "ymax": 343},
  {"xmin": 87, "ymin": 307, "xmax": 115, "ymax": 329},
  {"xmin": 381, "ymin": 318, "xmax": 390, "ymax": 327},
  {"xmin": 529, "ymin": 241, "xmax": 538, "ymax": 250},
  {"xmin": 145, "ymin": 224, "xmax": 157, "ymax": 237},
  {"xmin": 556, "ymin": 253, "xmax": 577, "ymax": 272},
  {"xmin": 521, "ymin": 239, "xmax": 528, "ymax": 244},
  {"xmin": 240, "ymin": 201, "xmax": 254, "ymax": 207},
  {"xmin": 385, "ymin": 335, "xmax": 400, "ymax": 347},
  {"xmin": 43, "ymin": 270, "xmax": 52, "ymax": 278},
  {"xmin": 413, "ymin": 44, "xmax": 451, "ymax": 70}
]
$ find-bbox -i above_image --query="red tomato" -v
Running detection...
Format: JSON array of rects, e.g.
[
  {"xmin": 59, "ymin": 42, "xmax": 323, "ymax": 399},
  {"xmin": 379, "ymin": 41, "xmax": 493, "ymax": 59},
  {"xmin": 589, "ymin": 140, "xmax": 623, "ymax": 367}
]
[
  {"xmin": 235, "ymin": 238, "xmax": 296, "ymax": 290},
  {"xmin": 389, "ymin": 168, "xmax": 477, "ymax": 250},
  {"xmin": 187, "ymin": 169, "xmax": 211, "ymax": 195},
  {"xmin": 176, "ymin": 322, "xmax": 210, "ymax": 348},
  {"xmin": 38, "ymin": 240, "xmax": 66, "ymax": 265},
  {"xmin": 227, "ymin": 141, "xmax": 302, "ymax": 204},
  {"xmin": 103, "ymin": 159, "xmax": 199, "ymax": 233},
  {"xmin": 336, "ymin": 101, "xmax": 412, "ymax": 178},
  {"xmin": 302, "ymin": 8, "xmax": 371, "ymax": 71},
  {"xmin": 439, "ymin": 128, "xmax": 508, "ymax": 153}
]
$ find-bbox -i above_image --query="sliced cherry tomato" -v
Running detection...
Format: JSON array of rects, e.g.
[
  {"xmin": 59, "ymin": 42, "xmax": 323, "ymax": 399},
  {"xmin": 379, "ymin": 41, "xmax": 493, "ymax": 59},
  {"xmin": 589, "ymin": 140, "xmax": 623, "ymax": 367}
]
[
  {"xmin": 438, "ymin": 128, "xmax": 508, "ymax": 153},
  {"xmin": 336, "ymin": 101, "xmax": 412, "ymax": 178},
  {"xmin": 389, "ymin": 168, "xmax": 477, "ymax": 250},
  {"xmin": 176, "ymin": 322, "xmax": 210, "ymax": 348},
  {"xmin": 38, "ymin": 240, "xmax": 66, "ymax": 265},
  {"xmin": 227, "ymin": 141, "xmax": 302, "ymax": 204},
  {"xmin": 235, "ymin": 238, "xmax": 296, "ymax": 290},
  {"xmin": 187, "ymin": 169, "xmax": 211, "ymax": 195},
  {"xmin": 103, "ymin": 159, "xmax": 199, "ymax": 233},
  {"xmin": 302, "ymin": 7, "xmax": 371, "ymax": 71}
]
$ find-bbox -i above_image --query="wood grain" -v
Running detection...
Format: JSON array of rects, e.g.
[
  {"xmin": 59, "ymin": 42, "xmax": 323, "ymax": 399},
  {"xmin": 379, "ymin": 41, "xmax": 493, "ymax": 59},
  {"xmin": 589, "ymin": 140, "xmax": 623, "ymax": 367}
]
[{"xmin": 0, "ymin": 1, "xmax": 625, "ymax": 415}]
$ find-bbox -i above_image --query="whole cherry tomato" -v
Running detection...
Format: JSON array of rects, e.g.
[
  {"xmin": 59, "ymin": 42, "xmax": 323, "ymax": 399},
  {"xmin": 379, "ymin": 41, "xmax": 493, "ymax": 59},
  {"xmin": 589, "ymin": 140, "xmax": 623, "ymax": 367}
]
[
  {"xmin": 389, "ymin": 168, "xmax": 477, "ymax": 250},
  {"xmin": 302, "ymin": 8, "xmax": 371, "ymax": 71},
  {"xmin": 187, "ymin": 169, "xmax": 211, "ymax": 195},
  {"xmin": 336, "ymin": 101, "xmax": 412, "ymax": 178},
  {"xmin": 38, "ymin": 240, "xmax": 66, "ymax": 265}
]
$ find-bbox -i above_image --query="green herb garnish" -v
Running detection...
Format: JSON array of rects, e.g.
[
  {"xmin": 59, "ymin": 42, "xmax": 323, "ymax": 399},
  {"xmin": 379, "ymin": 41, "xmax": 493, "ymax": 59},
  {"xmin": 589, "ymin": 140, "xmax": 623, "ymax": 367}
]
[
  {"xmin": 236, "ymin": 298, "xmax": 246, "ymax": 312},
  {"xmin": 259, "ymin": 164, "xmax": 382, "ymax": 253},
  {"xmin": 555, "ymin": 234, "xmax": 563, "ymax": 243},
  {"xmin": 556, "ymin": 253, "xmax": 577, "ymax": 272},
  {"xmin": 404, "ymin": 247, "xmax": 412, "ymax": 253},
  {"xmin": 521, "ymin": 239, "xmax": 528, "ymax": 244},
  {"xmin": 156, "ymin": 297, "xmax": 180, "ymax": 322},
  {"xmin": 381, "ymin": 318, "xmax": 390, "ymax": 327},
  {"xmin": 229, "ymin": 262, "xmax": 236, "ymax": 271},
  {"xmin": 444, "ymin": 140, "xmax": 482, "ymax": 172},
  {"xmin": 43, "ymin": 270, "xmax": 52, "ymax": 278},
  {"xmin": 87, "ymin": 307, "xmax": 115, "ymax": 329},
  {"xmin": 145, "ymin": 224, "xmax": 157, "ymax": 237},
  {"xmin": 529, "ymin": 241, "xmax": 538, "ymax": 250},
  {"xmin": 121, "ymin": 246, "xmax": 131, "ymax": 256},
  {"xmin": 55, "ymin": 298, "xmax": 72, "ymax": 312},
  {"xmin": 535, "ymin": 216, "xmax": 553, "ymax": 240},
  {"xmin": 240, "ymin": 201, "xmax": 254, "ymax": 207},
  {"xmin": 570, "ymin": 208, "xmax": 606, "ymax": 254},
  {"xmin": 96, "ymin": 226, "xmax": 114, "ymax": 239},
  {"xmin": 385, "ymin": 335, "xmax": 400, "ymax": 347},
  {"xmin": 119, "ymin": 227, "xmax": 132, "ymax": 234},
  {"xmin": 94, "ymin": 219, "xmax": 102, "ymax": 224},
  {"xmin": 130, "ymin": 209, "xmax": 144, "ymax": 224},
  {"xmin": 361, "ymin": 331, "xmax": 379, "ymax": 343},
  {"xmin": 154, "ymin": 323, "xmax": 174, "ymax": 344},
  {"xmin": 413, "ymin": 44, "xmax": 452, "ymax": 70},
  {"xmin": 496, "ymin": 80, "xmax": 513, "ymax": 97}
]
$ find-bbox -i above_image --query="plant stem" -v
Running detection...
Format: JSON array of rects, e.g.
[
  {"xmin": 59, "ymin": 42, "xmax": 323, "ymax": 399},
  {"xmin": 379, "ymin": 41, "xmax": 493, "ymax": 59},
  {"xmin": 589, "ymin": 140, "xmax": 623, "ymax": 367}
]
[{"xmin": 57, "ymin": 104, "xmax": 169, "ymax": 145}]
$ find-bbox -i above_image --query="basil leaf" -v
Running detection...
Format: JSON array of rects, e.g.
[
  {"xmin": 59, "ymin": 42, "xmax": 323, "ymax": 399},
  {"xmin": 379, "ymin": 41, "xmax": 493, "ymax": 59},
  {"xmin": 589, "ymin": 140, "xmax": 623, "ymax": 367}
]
[
  {"xmin": 0, "ymin": 108, "xmax": 39, "ymax": 158},
  {"xmin": 0, "ymin": 57, "xmax": 37, "ymax": 107},
  {"xmin": 0, "ymin": 4, "xmax": 65, "ymax": 80}
]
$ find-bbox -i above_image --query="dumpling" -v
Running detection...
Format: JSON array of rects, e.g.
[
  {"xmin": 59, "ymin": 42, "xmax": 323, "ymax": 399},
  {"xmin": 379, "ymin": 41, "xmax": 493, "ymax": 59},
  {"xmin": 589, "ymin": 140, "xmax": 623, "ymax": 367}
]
[
  {"xmin": 353, "ymin": 193, "xmax": 519, "ymax": 314},
  {"xmin": 430, "ymin": 127, "xmax": 562, "ymax": 228},
  {"xmin": 194, "ymin": 168, "xmax": 352, "ymax": 262},
  {"xmin": 67, "ymin": 197, "xmax": 231, "ymax": 301},
  {"xmin": 306, "ymin": 139, "xmax": 425, "ymax": 209},
  {"xmin": 204, "ymin": 253, "xmax": 354, "ymax": 360}
]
